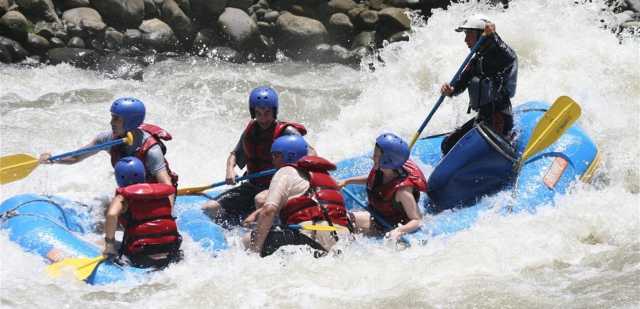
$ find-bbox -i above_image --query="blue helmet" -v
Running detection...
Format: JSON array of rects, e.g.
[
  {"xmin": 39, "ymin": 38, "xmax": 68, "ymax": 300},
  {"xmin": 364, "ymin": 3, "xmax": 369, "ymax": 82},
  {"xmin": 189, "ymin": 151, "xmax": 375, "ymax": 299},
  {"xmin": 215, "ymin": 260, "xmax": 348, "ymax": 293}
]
[
  {"xmin": 375, "ymin": 133, "xmax": 410, "ymax": 169},
  {"xmin": 114, "ymin": 156, "xmax": 146, "ymax": 187},
  {"xmin": 271, "ymin": 135, "xmax": 308, "ymax": 164},
  {"xmin": 110, "ymin": 97, "xmax": 146, "ymax": 131},
  {"xmin": 249, "ymin": 86, "xmax": 278, "ymax": 118}
]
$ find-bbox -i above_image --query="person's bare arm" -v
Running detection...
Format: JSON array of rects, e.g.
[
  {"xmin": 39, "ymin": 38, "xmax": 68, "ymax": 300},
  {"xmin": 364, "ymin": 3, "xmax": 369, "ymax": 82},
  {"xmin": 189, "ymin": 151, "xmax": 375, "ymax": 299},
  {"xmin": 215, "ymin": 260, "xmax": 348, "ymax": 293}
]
[
  {"xmin": 387, "ymin": 187, "xmax": 422, "ymax": 240},
  {"xmin": 39, "ymin": 137, "xmax": 101, "ymax": 164},
  {"xmin": 103, "ymin": 195, "xmax": 126, "ymax": 256}
]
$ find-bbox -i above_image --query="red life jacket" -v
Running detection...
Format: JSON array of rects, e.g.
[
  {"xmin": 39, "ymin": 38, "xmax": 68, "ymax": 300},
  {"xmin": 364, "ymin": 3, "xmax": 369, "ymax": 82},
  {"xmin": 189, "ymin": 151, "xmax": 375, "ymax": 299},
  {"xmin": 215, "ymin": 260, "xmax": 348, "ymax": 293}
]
[
  {"xmin": 110, "ymin": 123, "xmax": 179, "ymax": 186},
  {"xmin": 366, "ymin": 160, "xmax": 428, "ymax": 226},
  {"xmin": 241, "ymin": 120, "xmax": 307, "ymax": 187},
  {"xmin": 279, "ymin": 156, "xmax": 349, "ymax": 227},
  {"xmin": 117, "ymin": 183, "xmax": 181, "ymax": 260}
]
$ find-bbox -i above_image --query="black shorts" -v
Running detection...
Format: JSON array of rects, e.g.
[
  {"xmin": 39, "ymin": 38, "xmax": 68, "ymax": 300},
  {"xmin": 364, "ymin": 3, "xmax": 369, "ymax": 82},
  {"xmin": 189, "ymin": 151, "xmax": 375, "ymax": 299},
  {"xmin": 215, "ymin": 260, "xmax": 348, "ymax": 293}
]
[
  {"xmin": 214, "ymin": 182, "xmax": 265, "ymax": 224},
  {"xmin": 254, "ymin": 229, "xmax": 327, "ymax": 258}
]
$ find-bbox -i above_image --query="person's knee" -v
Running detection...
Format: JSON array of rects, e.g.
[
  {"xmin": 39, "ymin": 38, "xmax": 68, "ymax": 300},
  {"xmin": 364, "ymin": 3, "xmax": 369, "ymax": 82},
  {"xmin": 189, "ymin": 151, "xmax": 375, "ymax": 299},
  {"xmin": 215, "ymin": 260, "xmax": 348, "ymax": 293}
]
[
  {"xmin": 254, "ymin": 191, "xmax": 267, "ymax": 209},
  {"xmin": 202, "ymin": 200, "xmax": 221, "ymax": 217}
]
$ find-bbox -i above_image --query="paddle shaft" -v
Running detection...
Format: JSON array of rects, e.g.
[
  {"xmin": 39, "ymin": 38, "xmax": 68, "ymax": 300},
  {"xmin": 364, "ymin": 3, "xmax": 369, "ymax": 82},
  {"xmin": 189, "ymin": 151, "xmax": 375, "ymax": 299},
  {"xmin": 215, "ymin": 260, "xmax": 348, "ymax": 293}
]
[
  {"xmin": 409, "ymin": 35, "xmax": 488, "ymax": 148},
  {"xmin": 177, "ymin": 168, "xmax": 277, "ymax": 195},
  {"xmin": 49, "ymin": 133, "xmax": 132, "ymax": 162},
  {"xmin": 341, "ymin": 187, "xmax": 410, "ymax": 244}
]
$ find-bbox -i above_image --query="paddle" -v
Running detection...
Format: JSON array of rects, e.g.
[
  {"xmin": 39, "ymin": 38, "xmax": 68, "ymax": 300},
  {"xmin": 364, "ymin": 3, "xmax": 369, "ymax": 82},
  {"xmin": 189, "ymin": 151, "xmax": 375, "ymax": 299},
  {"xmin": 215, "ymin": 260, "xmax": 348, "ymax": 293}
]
[
  {"xmin": 288, "ymin": 224, "xmax": 348, "ymax": 232},
  {"xmin": 516, "ymin": 96, "xmax": 581, "ymax": 170},
  {"xmin": 46, "ymin": 256, "xmax": 106, "ymax": 281},
  {"xmin": 177, "ymin": 168, "xmax": 277, "ymax": 195},
  {"xmin": 0, "ymin": 132, "xmax": 134, "ymax": 185},
  {"xmin": 341, "ymin": 187, "xmax": 411, "ymax": 245},
  {"xmin": 408, "ymin": 35, "xmax": 488, "ymax": 149}
]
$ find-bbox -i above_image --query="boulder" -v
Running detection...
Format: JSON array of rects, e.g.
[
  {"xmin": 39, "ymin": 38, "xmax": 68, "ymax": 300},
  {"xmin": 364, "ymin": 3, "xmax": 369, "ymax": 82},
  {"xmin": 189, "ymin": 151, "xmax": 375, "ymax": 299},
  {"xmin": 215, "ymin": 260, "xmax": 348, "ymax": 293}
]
[
  {"xmin": 0, "ymin": 35, "xmax": 28, "ymax": 62},
  {"xmin": 15, "ymin": 0, "xmax": 59, "ymax": 22},
  {"xmin": 26, "ymin": 32, "xmax": 49, "ymax": 53},
  {"xmin": 161, "ymin": 0, "xmax": 192, "ymax": 42},
  {"xmin": 139, "ymin": 18, "xmax": 177, "ymax": 51},
  {"xmin": 355, "ymin": 9, "xmax": 378, "ymax": 30},
  {"xmin": 62, "ymin": 7, "xmax": 107, "ymax": 33},
  {"xmin": 263, "ymin": 10, "xmax": 280, "ymax": 23},
  {"xmin": 351, "ymin": 30, "xmax": 375, "ymax": 49},
  {"xmin": 63, "ymin": 0, "xmax": 90, "ymax": 9},
  {"xmin": 0, "ymin": 0, "xmax": 10, "ymax": 16},
  {"xmin": 328, "ymin": 0, "xmax": 356, "ymax": 14},
  {"xmin": 90, "ymin": 0, "xmax": 145, "ymax": 29},
  {"xmin": 227, "ymin": 0, "xmax": 252, "ymax": 12},
  {"xmin": 104, "ymin": 28, "xmax": 124, "ymax": 49},
  {"xmin": 67, "ymin": 36, "xmax": 84, "ymax": 47},
  {"xmin": 143, "ymin": 0, "xmax": 160, "ymax": 19},
  {"xmin": 275, "ymin": 12, "xmax": 327, "ymax": 59},
  {"xmin": 190, "ymin": 0, "xmax": 226, "ymax": 20},
  {"xmin": 192, "ymin": 27, "xmax": 219, "ymax": 54},
  {"xmin": 49, "ymin": 36, "xmax": 65, "ymax": 47},
  {"xmin": 45, "ymin": 47, "xmax": 99, "ymax": 68},
  {"xmin": 0, "ymin": 44, "xmax": 11, "ymax": 62},
  {"xmin": 328, "ymin": 13, "xmax": 353, "ymax": 45},
  {"xmin": 217, "ymin": 7, "xmax": 258, "ymax": 49},
  {"xmin": 124, "ymin": 28, "xmax": 142, "ymax": 46},
  {"xmin": 377, "ymin": 7, "xmax": 410, "ymax": 32},
  {"xmin": 0, "ymin": 11, "xmax": 31, "ymax": 42}
]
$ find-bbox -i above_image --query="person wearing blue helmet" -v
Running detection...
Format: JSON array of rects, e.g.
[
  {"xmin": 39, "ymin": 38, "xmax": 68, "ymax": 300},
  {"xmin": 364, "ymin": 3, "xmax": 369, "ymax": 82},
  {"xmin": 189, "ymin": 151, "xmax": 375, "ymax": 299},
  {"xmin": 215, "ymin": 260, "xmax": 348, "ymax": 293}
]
[
  {"xmin": 440, "ymin": 15, "xmax": 518, "ymax": 155},
  {"xmin": 202, "ymin": 86, "xmax": 317, "ymax": 227},
  {"xmin": 338, "ymin": 133, "xmax": 427, "ymax": 241},
  {"xmin": 103, "ymin": 157, "xmax": 182, "ymax": 268},
  {"xmin": 243, "ymin": 135, "xmax": 351, "ymax": 257},
  {"xmin": 39, "ymin": 97, "xmax": 179, "ymax": 196}
]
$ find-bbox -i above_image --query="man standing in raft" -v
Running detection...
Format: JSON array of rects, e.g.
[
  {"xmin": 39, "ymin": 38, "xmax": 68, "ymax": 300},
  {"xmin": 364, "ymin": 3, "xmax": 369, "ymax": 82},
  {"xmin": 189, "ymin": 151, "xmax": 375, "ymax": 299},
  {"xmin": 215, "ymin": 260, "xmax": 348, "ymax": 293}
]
[
  {"xmin": 338, "ymin": 133, "xmax": 427, "ymax": 241},
  {"xmin": 202, "ymin": 86, "xmax": 316, "ymax": 226},
  {"xmin": 103, "ymin": 157, "xmax": 182, "ymax": 268},
  {"xmin": 39, "ymin": 97, "xmax": 179, "ymax": 197},
  {"xmin": 243, "ymin": 135, "xmax": 350, "ymax": 257},
  {"xmin": 440, "ymin": 15, "xmax": 518, "ymax": 154}
]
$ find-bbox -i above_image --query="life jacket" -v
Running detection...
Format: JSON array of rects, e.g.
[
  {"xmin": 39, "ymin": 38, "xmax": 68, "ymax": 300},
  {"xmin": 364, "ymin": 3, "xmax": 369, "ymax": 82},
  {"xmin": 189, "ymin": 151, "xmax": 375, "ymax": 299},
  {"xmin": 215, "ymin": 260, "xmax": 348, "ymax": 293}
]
[
  {"xmin": 241, "ymin": 120, "xmax": 307, "ymax": 187},
  {"xmin": 110, "ymin": 123, "xmax": 179, "ymax": 186},
  {"xmin": 117, "ymin": 183, "xmax": 181, "ymax": 266},
  {"xmin": 279, "ymin": 156, "xmax": 350, "ymax": 228},
  {"xmin": 366, "ymin": 160, "xmax": 428, "ymax": 227}
]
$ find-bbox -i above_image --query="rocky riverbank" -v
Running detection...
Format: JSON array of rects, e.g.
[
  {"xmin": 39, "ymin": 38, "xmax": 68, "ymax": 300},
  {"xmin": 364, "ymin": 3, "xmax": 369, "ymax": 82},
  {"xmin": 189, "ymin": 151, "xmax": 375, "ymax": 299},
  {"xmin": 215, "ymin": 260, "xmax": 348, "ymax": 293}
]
[{"xmin": 1, "ymin": 0, "xmax": 638, "ymax": 80}]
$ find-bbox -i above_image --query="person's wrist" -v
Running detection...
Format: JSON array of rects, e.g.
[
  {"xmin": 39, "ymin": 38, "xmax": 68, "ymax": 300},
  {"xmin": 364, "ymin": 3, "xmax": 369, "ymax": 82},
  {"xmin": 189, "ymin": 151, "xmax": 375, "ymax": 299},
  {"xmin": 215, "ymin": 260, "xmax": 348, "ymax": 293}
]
[{"xmin": 105, "ymin": 237, "xmax": 115, "ymax": 244}]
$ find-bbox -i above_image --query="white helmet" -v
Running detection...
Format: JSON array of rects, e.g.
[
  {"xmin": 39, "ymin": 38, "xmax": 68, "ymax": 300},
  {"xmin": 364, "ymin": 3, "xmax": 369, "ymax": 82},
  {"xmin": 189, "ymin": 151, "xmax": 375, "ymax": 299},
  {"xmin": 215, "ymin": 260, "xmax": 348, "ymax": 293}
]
[{"xmin": 455, "ymin": 14, "xmax": 491, "ymax": 32}]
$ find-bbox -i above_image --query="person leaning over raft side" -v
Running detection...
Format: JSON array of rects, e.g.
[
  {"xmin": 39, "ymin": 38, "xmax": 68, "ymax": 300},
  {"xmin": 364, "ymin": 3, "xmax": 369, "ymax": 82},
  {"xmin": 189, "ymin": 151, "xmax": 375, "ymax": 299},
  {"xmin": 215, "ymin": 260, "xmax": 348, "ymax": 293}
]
[
  {"xmin": 39, "ymin": 97, "xmax": 179, "ymax": 203},
  {"xmin": 440, "ymin": 14, "xmax": 518, "ymax": 155},
  {"xmin": 337, "ymin": 133, "xmax": 427, "ymax": 241},
  {"xmin": 201, "ymin": 86, "xmax": 317, "ymax": 226},
  {"xmin": 103, "ymin": 157, "xmax": 182, "ymax": 269},
  {"xmin": 243, "ymin": 135, "xmax": 351, "ymax": 257}
]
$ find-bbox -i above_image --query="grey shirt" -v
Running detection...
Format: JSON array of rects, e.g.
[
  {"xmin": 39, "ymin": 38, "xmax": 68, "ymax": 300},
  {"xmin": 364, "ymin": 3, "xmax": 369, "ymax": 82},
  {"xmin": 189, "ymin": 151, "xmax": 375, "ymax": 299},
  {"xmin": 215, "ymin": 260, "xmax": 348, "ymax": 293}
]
[
  {"xmin": 96, "ymin": 131, "xmax": 167, "ymax": 176},
  {"xmin": 232, "ymin": 126, "xmax": 301, "ymax": 169}
]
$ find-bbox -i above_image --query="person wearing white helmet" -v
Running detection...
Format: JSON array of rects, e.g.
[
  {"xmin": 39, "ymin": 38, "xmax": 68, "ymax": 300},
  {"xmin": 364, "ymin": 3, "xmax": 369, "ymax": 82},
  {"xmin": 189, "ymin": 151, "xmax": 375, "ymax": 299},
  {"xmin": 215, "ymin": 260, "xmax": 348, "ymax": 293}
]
[{"xmin": 440, "ymin": 14, "xmax": 518, "ymax": 155}]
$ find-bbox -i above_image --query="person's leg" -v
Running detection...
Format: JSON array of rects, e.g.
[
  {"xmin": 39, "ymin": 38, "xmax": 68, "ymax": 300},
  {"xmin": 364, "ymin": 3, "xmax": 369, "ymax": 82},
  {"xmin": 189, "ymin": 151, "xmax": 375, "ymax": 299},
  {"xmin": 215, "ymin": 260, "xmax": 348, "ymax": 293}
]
[
  {"xmin": 350, "ymin": 211, "xmax": 382, "ymax": 236},
  {"xmin": 441, "ymin": 118, "xmax": 476, "ymax": 155},
  {"xmin": 202, "ymin": 183, "xmax": 262, "ymax": 226}
]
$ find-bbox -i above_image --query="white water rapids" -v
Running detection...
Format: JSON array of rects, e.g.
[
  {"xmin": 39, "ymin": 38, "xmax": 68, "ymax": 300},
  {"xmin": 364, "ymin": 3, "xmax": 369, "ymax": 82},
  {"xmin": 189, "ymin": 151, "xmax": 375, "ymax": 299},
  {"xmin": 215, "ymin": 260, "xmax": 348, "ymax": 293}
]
[{"xmin": 1, "ymin": 0, "xmax": 638, "ymax": 308}]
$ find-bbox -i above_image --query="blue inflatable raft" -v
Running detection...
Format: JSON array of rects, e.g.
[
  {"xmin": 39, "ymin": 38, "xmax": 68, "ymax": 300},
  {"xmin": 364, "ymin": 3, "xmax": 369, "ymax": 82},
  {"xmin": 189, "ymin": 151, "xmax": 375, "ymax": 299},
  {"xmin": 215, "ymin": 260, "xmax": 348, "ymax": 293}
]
[{"xmin": 0, "ymin": 100, "xmax": 600, "ymax": 284}]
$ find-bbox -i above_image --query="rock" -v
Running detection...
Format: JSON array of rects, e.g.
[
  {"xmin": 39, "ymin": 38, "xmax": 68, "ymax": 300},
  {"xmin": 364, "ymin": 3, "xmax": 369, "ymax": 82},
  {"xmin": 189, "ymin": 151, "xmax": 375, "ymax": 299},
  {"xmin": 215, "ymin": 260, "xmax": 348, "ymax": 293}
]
[
  {"xmin": 351, "ymin": 30, "xmax": 375, "ymax": 49},
  {"xmin": 190, "ymin": 0, "xmax": 226, "ymax": 21},
  {"xmin": 139, "ymin": 18, "xmax": 177, "ymax": 51},
  {"xmin": 256, "ymin": 21, "xmax": 274, "ymax": 36},
  {"xmin": 63, "ymin": 0, "xmax": 89, "ymax": 9},
  {"xmin": 328, "ymin": 13, "xmax": 353, "ymax": 46},
  {"xmin": 0, "ymin": 44, "xmax": 11, "ymax": 62},
  {"xmin": 368, "ymin": 0, "xmax": 387, "ymax": 10},
  {"xmin": 217, "ymin": 7, "xmax": 258, "ymax": 49},
  {"xmin": 62, "ymin": 7, "xmax": 107, "ymax": 34},
  {"xmin": 46, "ymin": 47, "xmax": 99, "ymax": 68},
  {"xmin": 328, "ymin": 0, "xmax": 356, "ymax": 14},
  {"xmin": 90, "ymin": 0, "xmax": 145, "ymax": 29},
  {"xmin": 377, "ymin": 7, "xmax": 410, "ymax": 32},
  {"xmin": 388, "ymin": 30, "xmax": 409, "ymax": 43},
  {"xmin": 49, "ymin": 36, "xmax": 65, "ymax": 47},
  {"xmin": 34, "ymin": 21, "xmax": 54, "ymax": 39},
  {"xmin": 227, "ymin": 0, "xmax": 252, "ymax": 12},
  {"xmin": 124, "ymin": 28, "xmax": 142, "ymax": 46},
  {"xmin": 347, "ymin": 5, "xmax": 366, "ymax": 19},
  {"xmin": 26, "ymin": 32, "xmax": 49, "ymax": 53},
  {"xmin": 205, "ymin": 46, "xmax": 243, "ymax": 63},
  {"xmin": 263, "ymin": 10, "xmax": 280, "ymax": 23},
  {"xmin": 248, "ymin": 34, "xmax": 276, "ymax": 62},
  {"xmin": 161, "ymin": 0, "xmax": 192, "ymax": 42},
  {"xmin": 0, "ymin": 11, "xmax": 31, "ymax": 42},
  {"xmin": 67, "ymin": 36, "xmax": 84, "ymax": 47},
  {"xmin": 0, "ymin": 0, "xmax": 10, "ymax": 16},
  {"xmin": 104, "ymin": 28, "xmax": 123, "ymax": 49},
  {"xmin": 275, "ymin": 12, "xmax": 327, "ymax": 59},
  {"xmin": 174, "ymin": 0, "xmax": 190, "ymax": 17},
  {"xmin": 192, "ymin": 27, "xmax": 219, "ymax": 54},
  {"xmin": 15, "ymin": 0, "xmax": 59, "ymax": 22},
  {"xmin": 312, "ymin": 43, "xmax": 331, "ymax": 62},
  {"xmin": 143, "ymin": 0, "xmax": 160, "ymax": 19},
  {"xmin": 355, "ymin": 9, "xmax": 378, "ymax": 30},
  {"xmin": 96, "ymin": 53, "xmax": 146, "ymax": 80},
  {"xmin": 0, "ymin": 35, "xmax": 29, "ymax": 62}
]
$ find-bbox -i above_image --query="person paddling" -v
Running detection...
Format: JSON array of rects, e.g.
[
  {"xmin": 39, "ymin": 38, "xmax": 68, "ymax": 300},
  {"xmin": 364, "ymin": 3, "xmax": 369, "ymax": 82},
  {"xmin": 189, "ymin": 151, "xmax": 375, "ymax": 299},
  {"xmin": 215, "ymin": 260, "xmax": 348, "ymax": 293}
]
[
  {"xmin": 243, "ymin": 135, "xmax": 350, "ymax": 257},
  {"xmin": 103, "ymin": 157, "xmax": 182, "ymax": 268},
  {"xmin": 39, "ymin": 97, "xmax": 179, "ymax": 199},
  {"xmin": 338, "ymin": 133, "xmax": 427, "ymax": 241},
  {"xmin": 440, "ymin": 15, "xmax": 518, "ymax": 155},
  {"xmin": 201, "ymin": 86, "xmax": 316, "ymax": 227}
]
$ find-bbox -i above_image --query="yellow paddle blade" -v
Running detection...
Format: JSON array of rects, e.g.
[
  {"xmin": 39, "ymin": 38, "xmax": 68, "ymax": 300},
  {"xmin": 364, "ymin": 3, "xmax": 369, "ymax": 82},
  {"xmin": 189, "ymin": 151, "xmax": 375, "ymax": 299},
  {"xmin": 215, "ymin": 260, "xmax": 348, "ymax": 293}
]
[
  {"xmin": 298, "ymin": 224, "xmax": 348, "ymax": 232},
  {"xmin": 520, "ymin": 96, "xmax": 581, "ymax": 164},
  {"xmin": 0, "ymin": 154, "xmax": 39, "ymax": 185},
  {"xmin": 177, "ymin": 184, "xmax": 212, "ymax": 195},
  {"xmin": 46, "ymin": 256, "xmax": 106, "ymax": 281}
]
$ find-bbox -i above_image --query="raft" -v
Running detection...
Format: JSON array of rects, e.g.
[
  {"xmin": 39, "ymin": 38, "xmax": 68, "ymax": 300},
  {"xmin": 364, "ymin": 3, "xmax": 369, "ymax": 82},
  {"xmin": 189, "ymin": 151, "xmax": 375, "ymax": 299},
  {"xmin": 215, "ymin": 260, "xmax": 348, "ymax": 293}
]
[{"xmin": 0, "ymin": 100, "xmax": 599, "ymax": 284}]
